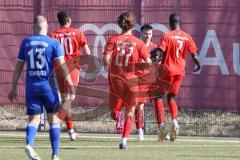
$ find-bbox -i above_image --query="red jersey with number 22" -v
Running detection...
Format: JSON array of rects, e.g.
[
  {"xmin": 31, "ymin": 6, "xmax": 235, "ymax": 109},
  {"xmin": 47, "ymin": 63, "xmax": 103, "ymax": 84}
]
[
  {"xmin": 50, "ymin": 27, "xmax": 87, "ymax": 60},
  {"xmin": 158, "ymin": 29, "xmax": 198, "ymax": 76}
]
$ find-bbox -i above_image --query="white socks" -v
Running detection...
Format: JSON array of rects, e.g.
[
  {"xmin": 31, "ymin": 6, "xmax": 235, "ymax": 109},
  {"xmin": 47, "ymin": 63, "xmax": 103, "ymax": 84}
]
[{"xmin": 120, "ymin": 137, "xmax": 127, "ymax": 145}]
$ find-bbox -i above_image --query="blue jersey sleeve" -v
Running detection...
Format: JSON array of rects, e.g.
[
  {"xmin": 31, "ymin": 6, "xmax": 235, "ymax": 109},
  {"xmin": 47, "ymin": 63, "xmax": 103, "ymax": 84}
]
[
  {"xmin": 53, "ymin": 40, "xmax": 64, "ymax": 60},
  {"xmin": 17, "ymin": 40, "xmax": 26, "ymax": 61}
]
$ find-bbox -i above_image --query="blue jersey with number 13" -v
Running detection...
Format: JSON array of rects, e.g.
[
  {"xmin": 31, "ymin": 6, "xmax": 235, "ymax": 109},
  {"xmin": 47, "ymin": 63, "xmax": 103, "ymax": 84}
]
[{"xmin": 17, "ymin": 34, "xmax": 64, "ymax": 95}]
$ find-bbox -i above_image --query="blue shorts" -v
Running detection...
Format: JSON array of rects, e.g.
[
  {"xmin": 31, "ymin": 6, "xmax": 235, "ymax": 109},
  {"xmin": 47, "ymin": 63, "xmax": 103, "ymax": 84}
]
[{"xmin": 26, "ymin": 91, "xmax": 61, "ymax": 115}]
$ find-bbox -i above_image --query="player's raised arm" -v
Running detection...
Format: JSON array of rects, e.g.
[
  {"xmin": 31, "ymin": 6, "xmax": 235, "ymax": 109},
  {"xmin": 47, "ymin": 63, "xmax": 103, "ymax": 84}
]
[{"xmin": 8, "ymin": 60, "xmax": 25, "ymax": 101}]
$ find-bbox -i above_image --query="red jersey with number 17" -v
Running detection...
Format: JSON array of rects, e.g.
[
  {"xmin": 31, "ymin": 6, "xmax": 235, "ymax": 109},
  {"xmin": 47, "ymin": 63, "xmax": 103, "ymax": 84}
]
[
  {"xmin": 50, "ymin": 27, "xmax": 87, "ymax": 60},
  {"xmin": 104, "ymin": 34, "xmax": 150, "ymax": 75},
  {"xmin": 158, "ymin": 29, "xmax": 198, "ymax": 76}
]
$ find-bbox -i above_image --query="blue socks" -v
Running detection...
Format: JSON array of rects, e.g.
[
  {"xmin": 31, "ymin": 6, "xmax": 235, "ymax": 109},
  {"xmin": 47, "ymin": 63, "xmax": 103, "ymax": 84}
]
[
  {"xmin": 26, "ymin": 122, "xmax": 38, "ymax": 146},
  {"xmin": 49, "ymin": 123, "xmax": 60, "ymax": 156},
  {"xmin": 26, "ymin": 122, "xmax": 60, "ymax": 157}
]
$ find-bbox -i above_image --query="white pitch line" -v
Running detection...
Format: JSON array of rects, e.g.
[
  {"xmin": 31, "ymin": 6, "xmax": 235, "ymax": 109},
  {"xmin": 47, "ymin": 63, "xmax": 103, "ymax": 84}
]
[
  {"xmin": 0, "ymin": 144, "xmax": 240, "ymax": 149},
  {"xmin": 0, "ymin": 133, "xmax": 239, "ymax": 143}
]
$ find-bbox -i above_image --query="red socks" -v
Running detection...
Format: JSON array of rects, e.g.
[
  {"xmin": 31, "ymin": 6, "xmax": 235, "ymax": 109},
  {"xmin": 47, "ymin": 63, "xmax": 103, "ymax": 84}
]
[
  {"xmin": 65, "ymin": 115, "xmax": 74, "ymax": 130},
  {"xmin": 135, "ymin": 109, "xmax": 143, "ymax": 129},
  {"xmin": 123, "ymin": 116, "xmax": 134, "ymax": 138},
  {"xmin": 58, "ymin": 108, "xmax": 68, "ymax": 120},
  {"xmin": 168, "ymin": 101, "xmax": 178, "ymax": 120},
  {"xmin": 57, "ymin": 107, "xmax": 74, "ymax": 130},
  {"xmin": 154, "ymin": 100, "xmax": 165, "ymax": 124}
]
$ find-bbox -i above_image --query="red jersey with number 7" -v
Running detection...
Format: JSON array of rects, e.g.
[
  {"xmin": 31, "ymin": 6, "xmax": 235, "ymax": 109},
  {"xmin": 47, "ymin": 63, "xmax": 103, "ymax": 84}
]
[
  {"xmin": 158, "ymin": 29, "xmax": 198, "ymax": 76},
  {"xmin": 50, "ymin": 27, "xmax": 87, "ymax": 60}
]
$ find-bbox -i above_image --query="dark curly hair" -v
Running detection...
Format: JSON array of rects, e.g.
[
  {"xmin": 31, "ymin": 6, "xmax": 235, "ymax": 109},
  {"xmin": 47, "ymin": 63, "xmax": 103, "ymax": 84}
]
[{"xmin": 117, "ymin": 12, "xmax": 136, "ymax": 32}]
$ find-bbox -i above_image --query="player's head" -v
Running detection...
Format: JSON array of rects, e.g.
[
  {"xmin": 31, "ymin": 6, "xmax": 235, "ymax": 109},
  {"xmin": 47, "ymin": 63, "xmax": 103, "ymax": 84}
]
[
  {"xmin": 117, "ymin": 12, "xmax": 136, "ymax": 32},
  {"xmin": 169, "ymin": 13, "xmax": 180, "ymax": 30},
  {"xmin": 57, "ymin": 10, "xmax": 71, "ymax": 27},
  {"xmin": 150, "ymin": 48, "xmax": 164, "ymax": 63},
  {"xmin": 33, "ymin": 15, "xmax": 48, "ymax": 35},
  {"xmin": 141, "ymin": 24, "xmax": 153, "ymax": 43}
]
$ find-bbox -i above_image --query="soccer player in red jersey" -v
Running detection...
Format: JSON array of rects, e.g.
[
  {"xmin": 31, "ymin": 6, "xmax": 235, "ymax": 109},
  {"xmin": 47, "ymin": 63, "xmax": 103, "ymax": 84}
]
[
  {"xmin": 103, "ymin": 12, "xmax": 152, "ymax": 149},
  {"xmin": 50, "ymin": 11, "xmax": 91, "ymax": 140},
  {"xmin": 141, "ymin": 24, "xmax": 157, "ymax": 53},
  {"xmin": 134, "ymin": 24, "xmax": 157, "ymax": 140},
  {"xmin": 154, "ymin": 13, "xmax": 201, "ymax": 141}
]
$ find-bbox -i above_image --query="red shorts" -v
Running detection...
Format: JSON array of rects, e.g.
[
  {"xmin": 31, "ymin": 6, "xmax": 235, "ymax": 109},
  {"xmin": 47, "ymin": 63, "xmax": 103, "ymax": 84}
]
[
  {"xmin": 55, "ymin": 59, "xmax": 80, "ymax": 94},
  {"xmin": 161, "ymin": 74, "xmax": 183, "ymax": 95},
  {"xmin": 138, "ymin": 85, "xmax": 147, "ymax": 103},
  {"xmin": 109, "ymin": 74, "xmax": 139, "ymax": 110},
  {"xmin": 109, "ymin": 89, "xmax": 124, "ymax": 113},
  {"xmin": 148, "ymin": 74, "xmax": 182, "ymax": 100},
  {"xmin": 137, "ymin": 67, "xmax": 156, "ymax": 104},
  {"xmin": 57, "ymin": 68, "xmax": 80, "ymax": 94}
]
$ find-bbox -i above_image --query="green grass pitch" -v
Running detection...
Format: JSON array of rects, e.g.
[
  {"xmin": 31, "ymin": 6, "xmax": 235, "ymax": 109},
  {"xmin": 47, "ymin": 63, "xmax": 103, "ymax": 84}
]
[{"xmin": 0, "ymin": 131, "xmax": 239, "ymax": 160}]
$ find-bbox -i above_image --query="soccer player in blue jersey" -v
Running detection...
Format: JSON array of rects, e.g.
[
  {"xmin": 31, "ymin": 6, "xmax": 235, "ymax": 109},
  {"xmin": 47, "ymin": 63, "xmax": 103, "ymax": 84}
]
[{"xmin": 8, "ymin": 15, "xmax": 74, "ymax": 160}]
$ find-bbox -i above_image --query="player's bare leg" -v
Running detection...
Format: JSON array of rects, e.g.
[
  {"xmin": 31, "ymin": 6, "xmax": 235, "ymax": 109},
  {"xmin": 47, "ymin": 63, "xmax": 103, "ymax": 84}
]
[
  {"xmin": 154, "ymin": 98, "xmax": 168, "ymax": 142},
  {"xmin": 58, "ymin": 94, "xmax": 79, "ymax": 141},
  {"xmin": 167, "ymin": 93, "xmax": 179, "ymax": 141},
  {"xmin": 119, "ymin": 106, "xmax": 136, "ymax": 149},
  {"xmin": 135, "ymin": 103, "xmax": 144, "ymax": 140}
]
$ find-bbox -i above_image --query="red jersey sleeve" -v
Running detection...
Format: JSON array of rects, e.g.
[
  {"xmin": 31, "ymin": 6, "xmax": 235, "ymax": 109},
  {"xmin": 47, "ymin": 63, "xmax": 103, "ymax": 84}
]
[
  {"xmin": 138, "ymin": 41, "xmax": 150, "ymax": 60},
  {"xmin": 158, "ymin": 34, "xmax": 169, "ymax": 52},
  {"xmin": 187, "ymin": 36, "xmax": 198, "ymax": 54},
  {"xmin": 49, "ymin": 32, "xmax": 56, "ymax": 39},
  {"xmin": 77, "ymin": 31, "xmax": 87, "ymax": 47}
]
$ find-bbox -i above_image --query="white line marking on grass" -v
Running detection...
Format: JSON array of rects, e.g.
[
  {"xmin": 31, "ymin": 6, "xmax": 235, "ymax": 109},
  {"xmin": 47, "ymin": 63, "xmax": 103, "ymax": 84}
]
[
  {"xmin": 1, "ymin": 144, "xmax": 240, "ymax": 149},
  {"xmin": 0, "ymin": 133, "xmax": 239, "ymax": 143}
]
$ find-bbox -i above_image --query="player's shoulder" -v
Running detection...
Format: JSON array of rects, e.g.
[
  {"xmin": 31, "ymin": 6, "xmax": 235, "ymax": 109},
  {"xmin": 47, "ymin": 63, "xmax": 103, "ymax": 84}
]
[
  {"xmin": 47, "ymin": 36, "xmax": 61, "ymax": 47},
  {"xmin": 36, "ymin": 35, "xmax": 61, "ymax": 47},
  {"xmin": 123, "ymin": 35, "xmax": 144, "ymax": 45},
  {"xmin": 68, "ymin": 27, "xmax": 83, "ymax": 35},
  {"xmin": 108, "ymin": 34, "xmax": 121, "ymax": 40},
  {"xmin": 106, "ymin": 34, "xmax": 122, "ymax": 43},
  {"xmin": 178, "ymin": 29, "xmax": 192, "ymax": 38},
  {"xmin": 21, "ymin": 35, "xmax": 32, "ymax": 44},
  {"xmin": 166, "ymin": 29, "xmax": 192, "ymax": 41},
  {"xmin": 160, "ymin": 32, "xmax": 171, "ymax": 41},
  {"xmin": 130, "ymin": 35, "xmax": 142, "ymax": 42}
]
